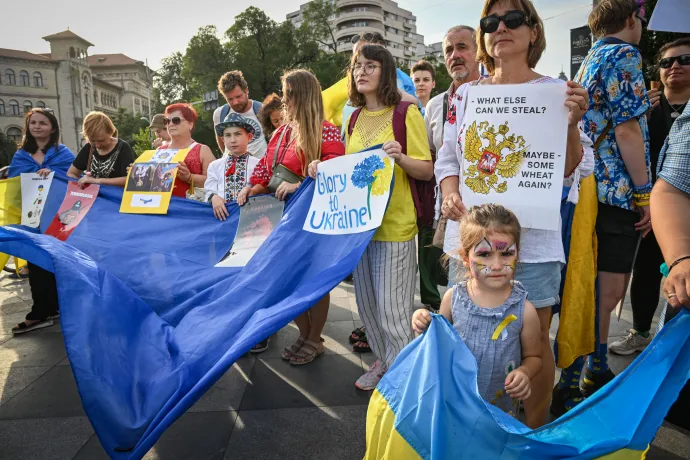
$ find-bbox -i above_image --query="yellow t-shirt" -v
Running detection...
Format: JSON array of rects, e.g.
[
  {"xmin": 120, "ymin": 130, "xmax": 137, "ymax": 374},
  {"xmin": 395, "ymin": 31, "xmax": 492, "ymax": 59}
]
[{"xmin": 345, "ymin": 105, "xmax": 432, "ymax": 242}]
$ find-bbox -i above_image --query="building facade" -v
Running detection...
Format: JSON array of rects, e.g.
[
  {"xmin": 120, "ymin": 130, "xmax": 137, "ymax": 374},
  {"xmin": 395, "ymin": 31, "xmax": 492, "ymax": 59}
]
[
  {"xmin": 287, "ymin": 0, "xmax": 425, "ymax": 68},
  {"xmin": 0, "ymin": 30, "xmax": 152, "ymax": 153}
]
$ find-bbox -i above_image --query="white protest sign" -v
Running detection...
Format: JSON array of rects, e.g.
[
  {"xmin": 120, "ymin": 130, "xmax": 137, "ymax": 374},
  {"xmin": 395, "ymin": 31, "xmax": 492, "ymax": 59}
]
[
  {"xmin": 20, "ymin": 172, "xmax": 54, "ymax": 228},
  {"xmin": 304, "ymin": 149, "xmax": 393, "ymax": 235},
  {"xmin": 461, "ymin": 84, "xmax": 568, "ymax": 231}
]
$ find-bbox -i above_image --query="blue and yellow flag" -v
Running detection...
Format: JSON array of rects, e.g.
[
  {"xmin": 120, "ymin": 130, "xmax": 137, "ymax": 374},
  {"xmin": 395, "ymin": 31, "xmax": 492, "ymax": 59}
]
[{"xmin": 366, "ymin": 312, "xmax": 690, "ymax": 459}]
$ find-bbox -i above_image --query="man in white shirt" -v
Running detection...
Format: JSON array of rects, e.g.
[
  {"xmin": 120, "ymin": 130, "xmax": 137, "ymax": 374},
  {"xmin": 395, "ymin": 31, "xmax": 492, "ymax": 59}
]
[
  {"xmin": 213, "ymin": 71, "xmax": 267, "ymax": 159},
  {"xmin": 421, "ymin": 25, "xmax": 480, "ymax": 306}
]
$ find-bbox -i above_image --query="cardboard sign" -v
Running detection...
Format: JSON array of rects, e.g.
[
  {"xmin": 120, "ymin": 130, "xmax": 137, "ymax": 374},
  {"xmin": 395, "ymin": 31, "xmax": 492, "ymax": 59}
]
[
  {"xmin": 20, "ymin": 172, "xmax": 54, "ymax": 228},
  {"xmin": 45, "ymin": 182, "xmax": 100, "ymax": 241},
  {"xmin": 461, "ymin": 84, "xmax": 568, "ymax": 231},
  {"xmin": 215, "ymin": 196, "xmax": 285, "ymax": 268},
  {"xmin": 120, "ymin": 149, "xmax": 189, "ymax": 215},
  {"xmin": 304, "ymin": 149, "xmax": 393, "ymax": 235}
]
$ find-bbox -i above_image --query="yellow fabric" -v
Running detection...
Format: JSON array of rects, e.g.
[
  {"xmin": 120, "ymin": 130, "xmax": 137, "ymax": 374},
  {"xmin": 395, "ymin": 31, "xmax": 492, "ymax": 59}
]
[
  {"xmin": 322, "ymin": 77, "xmax": 349, "ymax": 127},
  {"xmin": 0, "ymin": 177, "xmax": 23, "ymax": 268},
  {"xmin": 346, "ymin": 106, "xmax": 432, "ymax": 242},
  {"xmin": 557, "ymin": 175, "xmax": 598, "ymax": 368},
  {"xmin": 491, "ymin": 314, "xmax": 518, "ymax": 340},
  {"xmin": 364, "ymin": 389, "xmax": 422, "ymax": 460},
  {"xmin": 595, "ymin": 446, "xmax": 649, "ymax": 459}
]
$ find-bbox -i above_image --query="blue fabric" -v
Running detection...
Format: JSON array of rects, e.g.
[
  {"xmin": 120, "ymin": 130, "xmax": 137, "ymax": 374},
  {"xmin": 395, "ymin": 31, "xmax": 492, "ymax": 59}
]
[
  {"xmin": 0, "ymin": 175, "xmax": 379, "ymax": 458},
  {"xmin": 380, "ymin": 311, "xmax": 690, "ymax": 459},
  {"xmin": 7, "ymin": 144, "xmax": 74, "ymax": 179},
  {"xmin": 396, "ymin": 68, "xmax": 417, "ymax": 98}
]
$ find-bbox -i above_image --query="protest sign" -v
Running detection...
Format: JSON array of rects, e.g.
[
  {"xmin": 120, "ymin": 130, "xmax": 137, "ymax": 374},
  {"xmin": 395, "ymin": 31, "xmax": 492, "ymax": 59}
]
[
  {"xmin": 120, "ymin": 148, "xmax": 189, "ymax": 214},
  {"xmin": 304, "ymin": 149, "xmax": 393, "ymax": 235},
  {"xmin": 45, "ymin": 182, "xmax": 100, "ymax": 241},
  {"xmin": 215, "ymin": 195, "xmax": 285, "ymax": 267},
  {"xmin": 20, "ymin": 172, "xmax": 54, "ymax": 228},
  {"xmin": 461, "ymin": 84, "xmax": 568, "ymax": 231}
]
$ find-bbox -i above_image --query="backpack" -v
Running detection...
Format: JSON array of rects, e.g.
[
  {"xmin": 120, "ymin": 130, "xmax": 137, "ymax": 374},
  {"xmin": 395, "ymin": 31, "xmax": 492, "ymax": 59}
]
[
  {"xmin": 219, "ymin": 100, "xmax": 263, "ymax": 125},
  {"xmin": 348, "ymin": 101, "xmax": 435, "ymax": 227}
]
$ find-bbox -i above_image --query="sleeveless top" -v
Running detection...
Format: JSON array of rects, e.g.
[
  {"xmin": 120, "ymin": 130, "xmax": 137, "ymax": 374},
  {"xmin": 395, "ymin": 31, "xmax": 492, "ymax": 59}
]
[
  {"xmin": 451, "ymin": 281, "xmax": 526, "ymax": 416},
  {"xmin": 172, "ymin": 142, "xmax": 203, "ymax": 197}
]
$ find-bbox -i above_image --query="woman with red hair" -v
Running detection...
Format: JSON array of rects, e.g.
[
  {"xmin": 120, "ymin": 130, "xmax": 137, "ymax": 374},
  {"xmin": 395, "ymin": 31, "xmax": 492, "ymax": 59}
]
[{"xmin": 163, "ymin": 103, "xmax": 215, "ymax": 197}]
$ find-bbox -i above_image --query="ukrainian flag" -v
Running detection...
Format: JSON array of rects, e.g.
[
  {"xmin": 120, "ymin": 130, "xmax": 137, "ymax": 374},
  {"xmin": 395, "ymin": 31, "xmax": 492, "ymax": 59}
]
[
  {"xmin": 366, "ymin": 311, "xmax": 690, "ymax": 459},
  {"xmin": 0, "ymin": 176, "xmax": 26, "ymax": 270}
]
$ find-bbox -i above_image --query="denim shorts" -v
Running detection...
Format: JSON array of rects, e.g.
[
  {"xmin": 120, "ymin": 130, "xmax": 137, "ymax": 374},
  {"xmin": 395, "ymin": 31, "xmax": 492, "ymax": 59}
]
[{"xmin": 448, "ymin": 259, "xmax": 562, "ymax": 309}]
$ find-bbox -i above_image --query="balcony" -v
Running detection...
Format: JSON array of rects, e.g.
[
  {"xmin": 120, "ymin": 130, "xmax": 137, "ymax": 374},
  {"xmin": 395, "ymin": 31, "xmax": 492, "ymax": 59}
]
[
  {"xmin": 334, "ymin": 10, "xmax": 383, "ymax": 25},
  {"xmin": 335, "ymin": 25, "xmax": 385, "ymax": 42},
  {"xmin": 337, "ymin": 0, "xmax": 382, "ymax": 8}
]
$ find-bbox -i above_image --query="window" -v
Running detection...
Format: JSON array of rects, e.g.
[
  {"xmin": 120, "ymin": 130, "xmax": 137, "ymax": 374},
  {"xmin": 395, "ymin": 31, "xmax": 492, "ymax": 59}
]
[
  {"xmin": 94, "ymin": 90, "xmax": 98, "ymax": 103},
  {"xmin": 5, "ymin": 69, "xmax": 16, "ymax": 85},
  {"xmin": 7, "ymin": 127, "xmax": 23, "ymax": 144},
  {"xmin": 33, "ymin": 71, "xmax": 43, "ymax": 87},
  {"xmin": 85, "ymin": 92, "xmax": 90, "ymax": 108},
  {"xmin": 70, "ymin": 47, "xmax": 76, "ymax": 58},
  {"xmin": 19, "ymin": 71, "xmax": 30, "ymax": 86},
  {"xmin": 9, "ymin": 100, "xmax": 19, "ymax": 115},
  {"xmin": 101, "ymin": 93, "xmax": 105, "ymax": 104},
  {"xmin": 23, "ymin": 100, "xmax": 32, "ymax": 113},
  {"xmin": 36, "ymin": 101, "xmax": 45, "ymax": 108},
  {"xmin": 0, "ymin": 99, "xmax": 4, "ymax": 115}
]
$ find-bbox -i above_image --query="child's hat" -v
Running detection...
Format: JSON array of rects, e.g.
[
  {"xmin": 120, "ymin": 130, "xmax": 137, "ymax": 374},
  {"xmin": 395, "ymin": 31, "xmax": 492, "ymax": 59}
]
[{"xmin": 215, "ymin": 112, "xmax": 260, "ymax": 137}]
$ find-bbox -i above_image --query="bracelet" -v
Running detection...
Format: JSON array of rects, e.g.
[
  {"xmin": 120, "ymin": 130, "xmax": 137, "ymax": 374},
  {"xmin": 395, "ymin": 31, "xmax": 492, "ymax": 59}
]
[
  {"xmin": 669, "ymin": 256, "xmax": 690, "ymax": 274},
  {"xmin": 188, "ymin": 174, "xmax": 194, "ymax": 186},
  {"xmin": 633, "ymin": 182, "xmax": 653, "ymax": 194}
]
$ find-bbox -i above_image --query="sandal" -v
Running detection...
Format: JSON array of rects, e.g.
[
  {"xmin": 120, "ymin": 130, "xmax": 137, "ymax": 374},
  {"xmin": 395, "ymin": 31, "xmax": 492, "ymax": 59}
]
[
  {"xmin": 290, "ymin": 339, "xmax": 325, "ymax": 366},
  {"xmin": 282, "ymin": 336, "xmax": 306, "ymax": 360},
  {"xmin": 352, "ymin": 339, "xmax": 372, "ymax": 353},
  {"xmin": 12, "ymin": 319, "xmax": 54, "ymax": 335},
  {"xmin": 349, "ymin": 326, "xmax": 367, "ymax": 344}
]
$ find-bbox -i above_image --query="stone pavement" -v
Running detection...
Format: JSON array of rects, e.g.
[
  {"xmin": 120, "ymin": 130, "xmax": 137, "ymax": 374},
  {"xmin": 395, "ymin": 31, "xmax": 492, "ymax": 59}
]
[{"xmin": 0, "ymin": 273, "xmax": 688, "ymax": 460}]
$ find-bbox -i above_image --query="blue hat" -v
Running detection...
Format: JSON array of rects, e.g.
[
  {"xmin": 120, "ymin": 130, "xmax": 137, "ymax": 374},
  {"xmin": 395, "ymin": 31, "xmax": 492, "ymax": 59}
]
[{"xmin": 215, "ymin": 112, "xmax": 260, "ymax": 137}]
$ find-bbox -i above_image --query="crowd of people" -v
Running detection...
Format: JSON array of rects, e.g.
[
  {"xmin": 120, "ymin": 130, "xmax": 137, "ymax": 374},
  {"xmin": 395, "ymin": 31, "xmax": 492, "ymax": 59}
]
[{"xmin": 4, "ymin": 0, "xmax": 689, "ymax": 430}]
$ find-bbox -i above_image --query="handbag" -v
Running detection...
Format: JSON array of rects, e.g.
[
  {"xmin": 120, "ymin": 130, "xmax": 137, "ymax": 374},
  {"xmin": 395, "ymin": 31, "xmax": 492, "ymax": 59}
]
[{"xmin": 267, "ymin": 127, "xmax": 303, "ymax": 193}]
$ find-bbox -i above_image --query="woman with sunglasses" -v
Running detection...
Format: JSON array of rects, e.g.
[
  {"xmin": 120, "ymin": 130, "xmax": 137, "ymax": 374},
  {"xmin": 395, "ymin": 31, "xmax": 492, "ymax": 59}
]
[
  {"xmin": 68, "ymin": 111, "xmax": 135, "ymax": 188},
  {"xmin": 246, "ymin": 69, "xmax": 344, "ymax": 364},
  {"xmin": 436, "ymin": 0, "xmax": 592, "ymax": 428},
  {"xmin": 161, "ymin": 103, "xmax": 215, "ymax": 198}
]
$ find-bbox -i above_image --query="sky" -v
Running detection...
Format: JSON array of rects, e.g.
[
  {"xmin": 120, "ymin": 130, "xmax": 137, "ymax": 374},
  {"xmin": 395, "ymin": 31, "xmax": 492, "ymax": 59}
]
[{"xmin": 2, "ymin": 0, "xmax": 592, "ymax": 80}]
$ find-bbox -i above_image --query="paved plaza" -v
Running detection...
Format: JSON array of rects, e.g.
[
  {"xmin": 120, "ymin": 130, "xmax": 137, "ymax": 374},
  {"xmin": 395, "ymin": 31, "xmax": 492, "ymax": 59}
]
[{"xmin": 0, "ymin": 273, "xmax": 688, "ymax": 460}]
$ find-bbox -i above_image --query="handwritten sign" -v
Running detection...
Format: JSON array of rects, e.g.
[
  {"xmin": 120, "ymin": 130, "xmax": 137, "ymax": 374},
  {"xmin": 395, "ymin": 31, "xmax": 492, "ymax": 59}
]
[
  {"xmin": 20, "ymin": 172, "xmax": 54, "ymax": 228},
  {"xmin": 461, "ymin": 84, "xmax": 568, "ymax": 231},
  {"xmin": 304, "ymin": 149, "xmax": 393, "ymax": 235}
]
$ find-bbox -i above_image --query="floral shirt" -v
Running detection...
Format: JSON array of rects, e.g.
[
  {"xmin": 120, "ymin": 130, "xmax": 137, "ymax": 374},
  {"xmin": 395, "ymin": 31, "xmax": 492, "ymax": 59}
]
[{"xmin": 579, "ymin": 39, "xmax": 650, "ymax": 210}]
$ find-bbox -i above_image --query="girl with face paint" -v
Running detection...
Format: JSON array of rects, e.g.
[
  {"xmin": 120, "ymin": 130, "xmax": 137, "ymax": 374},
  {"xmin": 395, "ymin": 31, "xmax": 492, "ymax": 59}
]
[{"xmin": 412, "ymin": 204, "xmax": 542, "ymax": 416}]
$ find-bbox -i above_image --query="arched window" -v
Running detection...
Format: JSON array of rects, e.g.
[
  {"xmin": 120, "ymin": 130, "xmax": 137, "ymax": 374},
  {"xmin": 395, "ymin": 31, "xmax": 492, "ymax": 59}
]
[
  {"xmin": 9, "ymin": 100, "xmax": 19, "ymax": 116},
  {"xmin": 0, "ymin": 99, "xmax": 4, "ymax": 115},
  {"xmin": 6, "ymin": 127, "xmax": 23, "ymax": 144},
  {"xmin": 82, "ymin": 72, "xmax": 90, "ymax": 85},
  {"xmin": 5, "ymin": 69, "xmax": 16, "ymax": 85},
  {"xmin": 33, "ymin": 72, "xmax": 43, "ymax": 87},
  {"xmin": 23, "ymin": 100, "xmax": 32, "ymax": 113},
  {"xmin": 69, "ymin": 47, "xmax": 75, "ymax": 58},
  {"xmin": 85, "ymin": 92, "xmax": 90, "ymax": 108},
  {"xmin": 36, "ymin": 101, "xmax": 45, "ymax": 108},
  {"xmin": 19, "ymin": 71, "xmax": 30, "ymax": 86}
]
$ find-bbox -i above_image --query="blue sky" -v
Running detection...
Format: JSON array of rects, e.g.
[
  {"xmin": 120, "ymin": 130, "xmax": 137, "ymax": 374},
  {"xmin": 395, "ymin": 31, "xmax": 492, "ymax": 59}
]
[{"xmin": 2, "ymin": 0, "xmax": 591, "ymax": 80}]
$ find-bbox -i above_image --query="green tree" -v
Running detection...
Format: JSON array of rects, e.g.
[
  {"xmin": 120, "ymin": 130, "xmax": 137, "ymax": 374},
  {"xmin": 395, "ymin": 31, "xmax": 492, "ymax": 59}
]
[
  {"xmin": 131, "ymin": 127, "xmax": 153, "ymax": 157},
  {"xmin": 182, "ymin": 26, "xmax": 233, "ymax": 98},
  {"xmin": 112, "ymin": 108, "xmax": 149, "ymax": 149},
  {"xmin": 0, "ymin": 132, "xmax": 17, "ymax": 169},
  {"xmin": 301, "ymin": 0, "xmax": 340, "ymax": 54},
  {"xmin": 639, "ymin": 0, "xmax": 690, "ymax": 81},
  {"xmin": 155, "ymin": 52, "xmax": 193, "ymax": 105}
]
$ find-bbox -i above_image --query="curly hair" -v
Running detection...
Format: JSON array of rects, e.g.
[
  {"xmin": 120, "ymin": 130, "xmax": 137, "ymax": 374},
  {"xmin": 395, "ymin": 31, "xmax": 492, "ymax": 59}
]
[
  {"xmin": 217, "ymin": 70, "xmax": 248, "ymax": 94},
  {"xmin": 259, "ymin": 93, "xmax": 283, "ymax": 140},
  {"xmin": 348, "ymin": 45, "xmax": 401, "ymax": 108}
]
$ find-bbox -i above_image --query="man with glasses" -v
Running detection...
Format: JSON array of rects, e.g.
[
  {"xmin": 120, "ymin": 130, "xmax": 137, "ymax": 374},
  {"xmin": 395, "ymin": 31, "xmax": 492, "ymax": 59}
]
[{"xmin": 552, "ymin": 0, "xmax": 651, "ymax": 413}]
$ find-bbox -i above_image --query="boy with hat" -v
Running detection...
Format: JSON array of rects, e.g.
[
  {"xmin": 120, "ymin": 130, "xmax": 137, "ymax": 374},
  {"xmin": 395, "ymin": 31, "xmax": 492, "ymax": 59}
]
[
  {"xmin": 149, "ymin": 114, "xmax": 171, "ymax": 149},
  {"xmin": 205, "ymin": 113, "xmax": 260, "ymax": 221}
]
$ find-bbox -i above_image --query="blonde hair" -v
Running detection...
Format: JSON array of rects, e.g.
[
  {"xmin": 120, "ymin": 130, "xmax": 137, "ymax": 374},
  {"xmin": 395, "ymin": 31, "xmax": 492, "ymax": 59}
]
[
  {"xmin": 588, "ymin": 0, "xmax": 638, "ymax": 38},
  {"xmin": 282, "ymin": 69, "xmax": 324, "ymax": 175},
  {"xmin": 476, "ymin": 0, "xmax": 546, "ymax": 75},
  {"xmin": 82, "ymin": 111, "xmax": 117, "ymax": 142}
]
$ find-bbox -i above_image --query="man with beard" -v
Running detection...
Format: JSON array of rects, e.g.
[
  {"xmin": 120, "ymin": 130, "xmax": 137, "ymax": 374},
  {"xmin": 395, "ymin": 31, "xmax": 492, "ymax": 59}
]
[
  {"xmin": 420, "ymin": 25, "xmax": 480, "ymax": 310},
  {"xmin": 213, "ymin": 71, "xmax": 267, "ymax": 159}
]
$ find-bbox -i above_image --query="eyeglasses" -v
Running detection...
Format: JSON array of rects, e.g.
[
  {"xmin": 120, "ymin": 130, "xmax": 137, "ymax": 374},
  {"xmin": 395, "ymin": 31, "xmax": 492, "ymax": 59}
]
[
  {"xmin": 30, "ymin": 107, "xmax": 54, "ymax": 114},
  {"xmin": 163, "ymin": 117, "xmax": 184, "ymax": 126},
  {"xmin": 352, "ymin": 63, "xmax": 381, "ymax": 76},
  {"xmin": 480, "ymin": 10, "xmax": 531, "ymax": 34},
  {"xmin": 350, "ymin": 32, "xmax": 384, "ymax": 45},
  {"xmin": 659, "ymin": 54, "xmax": 690, "ymax": 69}
]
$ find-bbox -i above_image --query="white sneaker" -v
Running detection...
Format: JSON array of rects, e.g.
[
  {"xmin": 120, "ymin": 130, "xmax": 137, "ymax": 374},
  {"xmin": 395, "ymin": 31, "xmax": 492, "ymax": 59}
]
[
  {"xmin": 609, "ymin": 329, "xmax": 652, "ymax": 356},
  {"xmin": 355, "ymin": 359, "xmax": 388, "ymax": 391}
]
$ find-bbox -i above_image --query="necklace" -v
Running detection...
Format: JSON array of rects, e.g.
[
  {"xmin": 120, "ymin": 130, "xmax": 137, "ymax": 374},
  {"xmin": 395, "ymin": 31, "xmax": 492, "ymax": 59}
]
[{"xmin": 665, "ymin": 98, "xmax": 688, "ymax": 119}]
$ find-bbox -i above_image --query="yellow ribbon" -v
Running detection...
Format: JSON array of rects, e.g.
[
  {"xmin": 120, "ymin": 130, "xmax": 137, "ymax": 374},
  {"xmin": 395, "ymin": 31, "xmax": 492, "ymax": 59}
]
[{"xmin": 491, "ymin": 314, "xmax": 518, "ymax": 341}]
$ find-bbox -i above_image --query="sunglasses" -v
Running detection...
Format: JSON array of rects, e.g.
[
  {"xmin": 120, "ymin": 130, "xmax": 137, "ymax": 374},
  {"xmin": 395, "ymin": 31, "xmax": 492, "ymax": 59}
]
[
  {"xmin": 659, "ymin": 54, "xmax": 690, "ymax": 69},
  {"xmin": 480, "ymin": 10, "xmax": 531, "ymax": 34},
  {"xmin": 350, "ymin": 32, "xmax": 384, "ymax": 45},
  {"xmin": 31, "ymin": 108, "xmax": 54, "ymax": 114},
  {"xmin": 163, "ymin": 117, "xmax": 184, "ymax": 126}
]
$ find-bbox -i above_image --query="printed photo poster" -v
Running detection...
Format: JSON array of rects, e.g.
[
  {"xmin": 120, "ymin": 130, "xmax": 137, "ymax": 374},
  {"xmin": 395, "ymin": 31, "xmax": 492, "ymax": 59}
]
[
  {"xmin": 461, "ymin": 84, "xmax": 568, "ymax": 231},
  {"xmin": 304, "ymin": 149, "xmax": 393, "ymax": 235},
  {"xmin": 20, "ymin": 172, "xmax": 54, "ymax": 228},
  {"xmin": 45, "ymin": 182, "xmax": 100, "ymax": 242},
  {"xmin": 120, "ymin": 148, "xmax": 189, "ymax": 215},
  {"xmin": 215, "ymin": 196, "xmax": 285, "ymax": 268}
]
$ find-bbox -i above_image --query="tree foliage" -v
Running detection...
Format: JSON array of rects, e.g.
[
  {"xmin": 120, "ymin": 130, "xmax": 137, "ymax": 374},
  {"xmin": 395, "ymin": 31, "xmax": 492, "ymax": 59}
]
[
  {"xmin": 301, "ymin": 0, "xmax": 340, "ymax": 54},
  {"xmin": 112, "ymin": 108, "xmax": 149, "ymax": 153},
  {"xmin": 0, "ymin": 132, "xmax": 17, "ymax": 169}
]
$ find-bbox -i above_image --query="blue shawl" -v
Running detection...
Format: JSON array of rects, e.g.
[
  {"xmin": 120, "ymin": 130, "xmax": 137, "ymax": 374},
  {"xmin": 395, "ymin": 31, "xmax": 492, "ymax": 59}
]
[{"xmin": 8, "ymin": 144, "xmax": 75, "ymax": 179}]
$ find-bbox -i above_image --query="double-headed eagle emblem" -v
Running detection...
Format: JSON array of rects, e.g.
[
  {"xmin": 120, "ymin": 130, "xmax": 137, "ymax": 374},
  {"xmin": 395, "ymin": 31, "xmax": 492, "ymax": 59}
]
[{"xmin": 464, "ymin": 121, "xmax": 527, "ymax": 194}]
